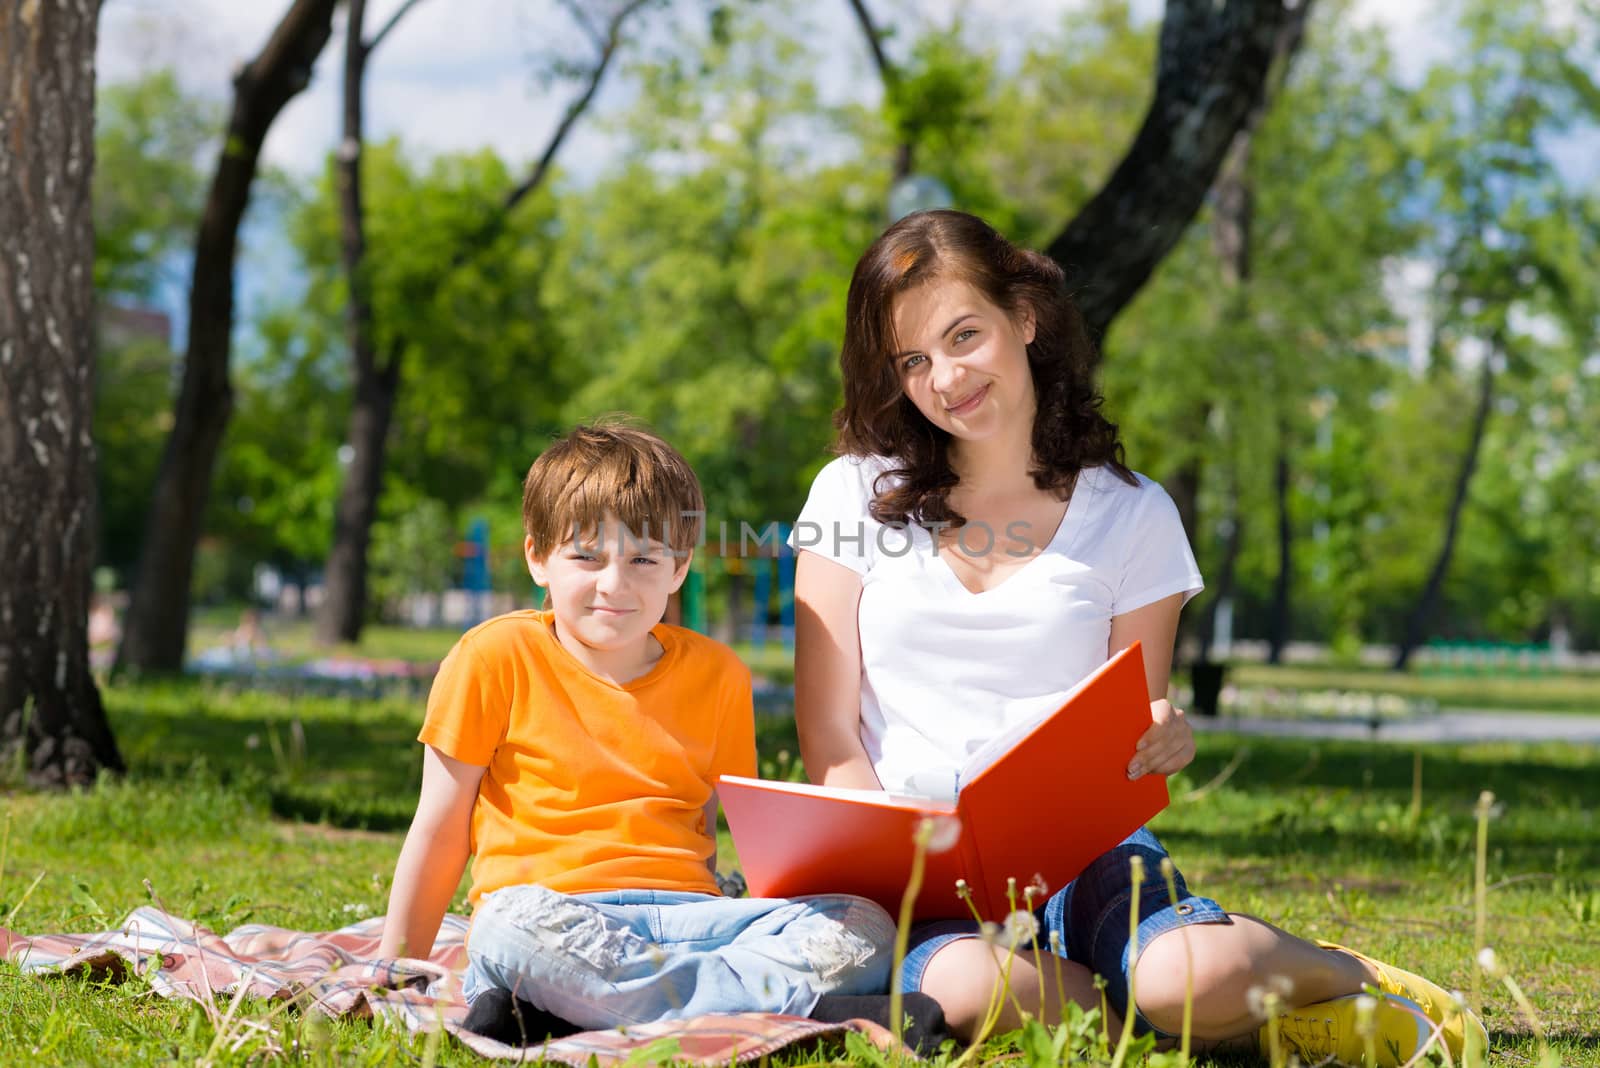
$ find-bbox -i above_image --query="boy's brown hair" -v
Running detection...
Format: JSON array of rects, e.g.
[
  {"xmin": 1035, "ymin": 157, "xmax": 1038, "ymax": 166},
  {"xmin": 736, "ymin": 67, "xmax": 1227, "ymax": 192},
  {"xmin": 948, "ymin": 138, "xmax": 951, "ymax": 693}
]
[{"xmin": 522, "ymin": 422, "xmax": 704, "ymax": 557}]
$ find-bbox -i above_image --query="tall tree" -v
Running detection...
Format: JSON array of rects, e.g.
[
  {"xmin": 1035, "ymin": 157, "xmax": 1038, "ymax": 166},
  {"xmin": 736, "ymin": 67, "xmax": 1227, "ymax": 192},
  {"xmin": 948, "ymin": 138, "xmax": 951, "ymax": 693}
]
[
  {"xmin": 116, "ymin": 0, "xmax": 339, "ymax": 673},
  {"xmin": 1391, "ymin": 0, "xmax": 1599, "ymax": 668},
  {"xmin": 1202, "ymin": 1, "xmax": 1313, "ymax": 664},
  {"xmin": 0, "ymin": 0, "xmax": 125, "ymax": 784},
  {"xmin": 1046, "ymin": 0, "xmax": 1304, "ymax": 340},
  {"xmin": 316, "ymin": 0, "xmax": 655, "ymax": 643}
]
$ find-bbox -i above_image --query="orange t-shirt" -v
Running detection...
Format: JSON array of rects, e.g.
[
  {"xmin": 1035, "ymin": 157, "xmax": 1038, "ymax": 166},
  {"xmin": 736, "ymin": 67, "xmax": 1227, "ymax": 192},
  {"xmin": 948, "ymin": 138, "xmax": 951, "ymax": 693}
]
[{"xmin": 419, "ymin": 610, "xmax": 756, "ymax": 907}]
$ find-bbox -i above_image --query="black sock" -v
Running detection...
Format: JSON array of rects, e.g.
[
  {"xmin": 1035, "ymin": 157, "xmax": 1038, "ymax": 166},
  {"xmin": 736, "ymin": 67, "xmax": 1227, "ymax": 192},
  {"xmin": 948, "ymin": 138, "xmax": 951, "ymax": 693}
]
[
  {"xmin": 462, "ymin": 987, "xmax": 583, "ymax": 1046},
  {"xmin": 809, "ymin": 992, "xmax": 952, "ymax": 1055}
]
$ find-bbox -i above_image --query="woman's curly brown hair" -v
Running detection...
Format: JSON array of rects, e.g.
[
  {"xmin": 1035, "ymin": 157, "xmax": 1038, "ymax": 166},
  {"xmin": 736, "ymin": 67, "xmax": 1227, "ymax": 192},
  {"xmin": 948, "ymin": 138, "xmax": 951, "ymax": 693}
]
[{"xmin": 835, "ymin": 209, "xmax": 1136, "ymax": 528}]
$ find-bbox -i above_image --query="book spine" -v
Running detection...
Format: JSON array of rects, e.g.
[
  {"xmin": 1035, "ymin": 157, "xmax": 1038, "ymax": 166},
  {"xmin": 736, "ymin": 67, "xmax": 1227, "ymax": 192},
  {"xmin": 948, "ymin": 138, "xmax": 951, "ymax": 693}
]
[{"xmin": 955, "ymin": 800, "xmax": 994, "ymax": 920}]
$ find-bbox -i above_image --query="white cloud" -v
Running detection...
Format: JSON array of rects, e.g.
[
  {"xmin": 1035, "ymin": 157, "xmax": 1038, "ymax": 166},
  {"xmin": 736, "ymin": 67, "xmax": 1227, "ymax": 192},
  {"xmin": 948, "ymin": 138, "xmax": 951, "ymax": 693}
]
[{"xmin": 98, "ymin": 0, "xmax": 629, "ymax": 179}]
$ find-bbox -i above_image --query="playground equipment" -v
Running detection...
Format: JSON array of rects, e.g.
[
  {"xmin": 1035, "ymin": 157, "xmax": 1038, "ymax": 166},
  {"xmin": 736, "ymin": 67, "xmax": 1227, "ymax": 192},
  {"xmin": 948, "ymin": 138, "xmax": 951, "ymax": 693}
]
[{"xmin": 676, "ymin": 523, "xmax": 795, "ymax": 648}]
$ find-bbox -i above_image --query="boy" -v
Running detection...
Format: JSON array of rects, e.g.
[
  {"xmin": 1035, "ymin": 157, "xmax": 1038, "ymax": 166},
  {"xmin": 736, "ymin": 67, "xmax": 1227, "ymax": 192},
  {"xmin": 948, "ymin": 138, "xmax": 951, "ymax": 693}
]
[{"xmin": 378, "ymin": 424, "xmax": 918, "ymax": 1045}]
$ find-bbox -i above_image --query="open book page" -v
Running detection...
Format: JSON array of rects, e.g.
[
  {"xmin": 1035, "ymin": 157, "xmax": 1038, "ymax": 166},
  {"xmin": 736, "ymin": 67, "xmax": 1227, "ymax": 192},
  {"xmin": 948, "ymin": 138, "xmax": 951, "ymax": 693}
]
[
  {"xmin": 716, "ymin": 774, "xmax": 974, "ymax": 918},
  {"xmin": 956, "ymin": 645, "xmax": 1139, "ymax": 789},
  {"xmin": 716, "ymin": 775, "xmax": 958, "ymax": 813},
  {"xmin": 951, "ymin": 642, "xmax": 1168, "ymax": 914}
]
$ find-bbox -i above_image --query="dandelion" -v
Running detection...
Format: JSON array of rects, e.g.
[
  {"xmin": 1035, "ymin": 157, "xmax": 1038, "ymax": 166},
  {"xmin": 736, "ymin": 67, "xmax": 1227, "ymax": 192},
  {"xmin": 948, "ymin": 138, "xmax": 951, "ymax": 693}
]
[
  {"xmin": 1001, "ymin": 909, "xmax": 1040, "ymax": 949},
  {"xmin": 978, "ymin": 921, "xmax": 1002, "ymax": 944},
  {"xmin": 1023, "ymin": 873, "xmax": 1049, "ymax": 906},
  {"xmin": 954, "ymin": 878, "xmax": 972, "ymax": 900},
  {"xmin": 1355, "ymin": 994, "xmax": 1379, "ymax": 1068},
  {"xmin": 1477, "ymin": 947, "xmax": 1501, "ymax": 977},
  {"xmin": 921, "ymin": 814, "xmax": 962, "ymax": 855}
]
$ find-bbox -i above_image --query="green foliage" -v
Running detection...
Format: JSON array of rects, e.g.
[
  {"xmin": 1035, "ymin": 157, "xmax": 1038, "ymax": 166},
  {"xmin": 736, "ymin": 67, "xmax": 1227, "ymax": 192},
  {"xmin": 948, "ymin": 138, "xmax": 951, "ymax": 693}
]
[
  {"xmin": 95, "ymin": 334, "xmax": 176, "ymax": 576},
  {"xmin": 85, "ymin": 0, "xmax": 1600, "ymax": 650},
  {"xmin": 93, "ymin": 70, "xmax": 217, "ymax": 300}
]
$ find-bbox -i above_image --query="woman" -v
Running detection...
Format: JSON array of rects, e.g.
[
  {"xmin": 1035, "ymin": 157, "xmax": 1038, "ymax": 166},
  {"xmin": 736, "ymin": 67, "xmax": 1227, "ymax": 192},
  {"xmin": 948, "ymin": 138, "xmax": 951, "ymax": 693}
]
[{"xmin": 791, "ymin": 210, "xmax": 1483, "ymax": 1064}]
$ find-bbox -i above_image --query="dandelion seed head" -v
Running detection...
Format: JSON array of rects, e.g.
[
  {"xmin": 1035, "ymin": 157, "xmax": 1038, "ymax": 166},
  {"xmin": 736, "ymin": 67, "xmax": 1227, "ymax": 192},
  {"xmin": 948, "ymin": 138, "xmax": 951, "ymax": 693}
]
[
  {"xmin": 1245, "ymin": 984, "xmax": 1269, "ymax": 1018},
  {"xmin": 979, "ymin": 921, "xmax": 1002, "ymax": 944},
  {"xmin": 1049, "ymin": 930, "xmax": 1063, "ymax": 953},
  {"xmin": 954, "ymin": 878, "xmax": 972, "ymax": 900},
  {"xmin": 1160, "ymin": 857, "xmax": 1175, "ymax": 879},
  {"xmin": 1024, "ymin": 873, "xmax": 1049, "ymax": 903},
  {"xmin": 1354, "ymin": 993, "xmax": 1378, "ymax": 1038},
  {"xmin": 1002, "ymin": 909, "xmax": 1041, "ymax": 948},
  {"xmin": 1268, "ymin": 974, "xmax": 1294, "ymax": 999},
  {"xmin": 922, "ymin": 814, "xmax": 962, "ymax": 854},
  {"xmin": 1477, "ymin": 947, "xmax": 1501, "ymax": 976},
  {"xmin": 1129, "ymin": 855, "xmax": 1145, "ymax": 879}
]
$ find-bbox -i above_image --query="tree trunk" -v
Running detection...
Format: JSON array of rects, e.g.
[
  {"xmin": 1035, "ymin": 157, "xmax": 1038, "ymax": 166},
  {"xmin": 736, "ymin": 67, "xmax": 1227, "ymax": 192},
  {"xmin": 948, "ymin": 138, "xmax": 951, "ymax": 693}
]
[
  {"xmin": 316, "ymin": 0, "xmax": 649, "ymax": 643},
  {"xmin": 1052, "ymin": 0, "xmax": 1313, "ymax": 340},
  {"xmin": 318, "ymin": 363, "xmax": 398, "ymax": 643},
  {"xmin": 1195, "ymin": 479, "xmax": 1241, "ymax": 660},
  {"xmin": 1393, "ymin": 356, "xmax": 1496, "ymax": 670},
  {"xmin": 317, "ymin": 0, "xmax": 381, "ymax": 644},
  {"xmin": 845, "ymin": 0, "xmax": 912, "ymax": 181},
  {"xmin": 115, "ymin": 0, "xmax": 339, "ymax": 674},
  {"xmin": 0, "ymin": 0, "xmax": 126, "ymax": 784},
  {"xmin": 1266, "ymin": 440, "xmax": 1292, "ymax": 664}
]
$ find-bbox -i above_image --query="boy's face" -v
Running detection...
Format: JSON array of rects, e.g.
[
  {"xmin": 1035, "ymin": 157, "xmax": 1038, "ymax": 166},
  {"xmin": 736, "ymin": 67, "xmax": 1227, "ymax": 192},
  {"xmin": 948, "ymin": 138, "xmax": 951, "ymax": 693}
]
[{"xmin": 525, "ymin": 514, "xmax": 691, "ymax": 662}]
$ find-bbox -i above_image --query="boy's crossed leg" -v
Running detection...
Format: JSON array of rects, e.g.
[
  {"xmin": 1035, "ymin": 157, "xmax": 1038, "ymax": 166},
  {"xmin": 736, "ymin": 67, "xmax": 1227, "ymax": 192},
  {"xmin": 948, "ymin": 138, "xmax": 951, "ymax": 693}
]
[{"xmin": 465, "ymin": 885, "xmax": 895, "ymax": 1030}]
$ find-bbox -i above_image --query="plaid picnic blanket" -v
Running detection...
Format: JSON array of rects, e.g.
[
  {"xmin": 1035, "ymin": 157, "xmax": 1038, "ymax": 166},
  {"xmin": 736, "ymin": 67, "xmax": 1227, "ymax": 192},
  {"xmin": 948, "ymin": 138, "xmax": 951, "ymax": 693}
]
[{"xmin": 1, "ymin": 907, "xmax": 903, "ymax": 1064}]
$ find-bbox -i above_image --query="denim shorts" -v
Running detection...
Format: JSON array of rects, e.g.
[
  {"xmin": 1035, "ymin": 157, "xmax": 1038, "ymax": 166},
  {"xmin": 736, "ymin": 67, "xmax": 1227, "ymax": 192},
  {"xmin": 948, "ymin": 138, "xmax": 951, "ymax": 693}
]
[{"xmin": 900, "ymin": 826, "xmax": 1230, "ymax": 1037}]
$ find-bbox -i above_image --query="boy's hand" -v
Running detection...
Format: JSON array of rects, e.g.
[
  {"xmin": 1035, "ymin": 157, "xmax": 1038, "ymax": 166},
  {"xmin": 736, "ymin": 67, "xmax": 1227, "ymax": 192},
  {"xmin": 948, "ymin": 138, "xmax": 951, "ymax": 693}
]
[{"xmin": 1127, "ymin": 699, "xmax": 1193, "ymax": 780}]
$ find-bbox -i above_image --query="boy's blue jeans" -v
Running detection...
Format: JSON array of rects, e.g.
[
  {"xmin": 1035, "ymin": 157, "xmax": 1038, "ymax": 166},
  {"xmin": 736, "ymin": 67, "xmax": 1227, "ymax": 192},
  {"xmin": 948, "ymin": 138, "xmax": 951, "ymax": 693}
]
[{"xmin": 462, "ymin": 885, "xmax": 896, "ymax": 1029}]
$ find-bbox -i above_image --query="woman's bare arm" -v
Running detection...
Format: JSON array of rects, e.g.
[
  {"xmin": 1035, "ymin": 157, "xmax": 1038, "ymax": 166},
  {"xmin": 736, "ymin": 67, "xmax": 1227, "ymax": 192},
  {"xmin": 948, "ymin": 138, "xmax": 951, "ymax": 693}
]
[
  {"xmin": 1108, "ymin": 592, "xmax": 1195, "ymax": 779},
  {"xmin": 794, "ymin": 550, "xmax": 883, "ymax": 789}
]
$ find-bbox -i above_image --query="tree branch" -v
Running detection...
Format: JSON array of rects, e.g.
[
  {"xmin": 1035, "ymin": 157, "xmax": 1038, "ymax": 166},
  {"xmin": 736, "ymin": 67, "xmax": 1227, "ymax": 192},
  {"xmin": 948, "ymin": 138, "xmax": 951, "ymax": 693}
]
[
  {"xmin": 364, "ymin": 0, "xmax": 429, "ymax": 59},
  {"xmin": 1045, "ymin": 0, "xmax": 1304, "ymax": 340},
  {"xmin": 503, "ymin": 0, "xmax": 653, "ymax": 216},
  {"xmin": 845, "ymin": 0, "xmax": 912, "ymax": 180},
  {"xmin": 555, "ymin": 0, "xmax": 606, "ymax": 52}
]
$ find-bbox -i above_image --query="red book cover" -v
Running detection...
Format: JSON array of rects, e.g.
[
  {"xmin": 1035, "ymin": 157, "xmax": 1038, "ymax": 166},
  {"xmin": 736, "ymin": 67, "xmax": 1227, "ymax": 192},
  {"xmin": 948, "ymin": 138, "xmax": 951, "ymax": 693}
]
[{"xmin": 718, "ymin": 643, "xmax": 1169, "ymax": 921}]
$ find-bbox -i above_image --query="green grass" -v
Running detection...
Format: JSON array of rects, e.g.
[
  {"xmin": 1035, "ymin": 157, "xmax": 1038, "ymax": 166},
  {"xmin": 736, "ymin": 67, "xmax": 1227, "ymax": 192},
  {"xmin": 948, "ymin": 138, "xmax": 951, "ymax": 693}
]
[
  {"xmin": 3, "ymin": 677, "xmax": 1597, "ymax": 1066},
  {"xmin": 1224, "ymin": 662, "xmax": 1600, "ymax": 715},
  {"xmin": 186, "ymin": 609, "xmax": 1600, "ymax": 714}
]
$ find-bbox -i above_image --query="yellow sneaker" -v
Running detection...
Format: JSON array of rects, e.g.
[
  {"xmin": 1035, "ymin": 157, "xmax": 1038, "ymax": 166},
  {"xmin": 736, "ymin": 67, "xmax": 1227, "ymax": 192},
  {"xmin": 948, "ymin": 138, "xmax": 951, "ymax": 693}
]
[
  {"xmin": 1318, "ymin": 940, "xmax": 1489, "ymax": 1060},
  {"xmin": 1263, "ymin": 993, "xmax": 1432, "ymax": 1067}
]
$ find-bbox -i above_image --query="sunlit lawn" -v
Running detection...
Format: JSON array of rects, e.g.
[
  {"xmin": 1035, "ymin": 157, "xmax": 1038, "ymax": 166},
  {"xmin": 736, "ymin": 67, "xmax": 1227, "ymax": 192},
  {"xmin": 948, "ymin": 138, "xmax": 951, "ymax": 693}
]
[{"xmin": 3, "ymin": 669, "xmax": 1596, "ymax": 1066}]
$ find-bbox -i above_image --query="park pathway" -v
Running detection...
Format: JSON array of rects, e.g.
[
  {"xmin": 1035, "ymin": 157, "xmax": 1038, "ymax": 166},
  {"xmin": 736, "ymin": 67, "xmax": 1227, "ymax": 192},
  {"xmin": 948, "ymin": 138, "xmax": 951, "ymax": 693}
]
[{"xmin": 1190, "ymin": 708, "xmax": 1600, "ymax": 745}]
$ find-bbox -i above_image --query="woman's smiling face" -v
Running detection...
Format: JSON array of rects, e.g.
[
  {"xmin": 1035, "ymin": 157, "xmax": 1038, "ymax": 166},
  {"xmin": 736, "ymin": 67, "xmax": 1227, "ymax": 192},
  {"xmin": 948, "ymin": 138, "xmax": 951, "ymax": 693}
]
[{"xmin": 891, "ymin": 278, "xmax": 1037, "ymax": 444}]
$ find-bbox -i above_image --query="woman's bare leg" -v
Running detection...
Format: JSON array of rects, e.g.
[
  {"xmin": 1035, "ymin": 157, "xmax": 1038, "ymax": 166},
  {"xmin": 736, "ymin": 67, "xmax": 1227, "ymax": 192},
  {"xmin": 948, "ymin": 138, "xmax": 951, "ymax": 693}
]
[
  {"xmin": 917, "ymin": 938, "xmax": 1118, "ymax": 1042},
  {"xmin": 1133, "ymin": 914, "xmax": 1373, "ymax": 1039}
]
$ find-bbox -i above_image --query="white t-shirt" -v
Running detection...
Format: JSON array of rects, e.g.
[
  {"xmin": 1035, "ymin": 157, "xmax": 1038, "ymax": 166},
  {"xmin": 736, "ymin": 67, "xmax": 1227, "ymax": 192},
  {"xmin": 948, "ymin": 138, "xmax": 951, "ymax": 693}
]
[{"xmin": 792, "ymin": 454, "xmax": 1203, "ymax": 799}]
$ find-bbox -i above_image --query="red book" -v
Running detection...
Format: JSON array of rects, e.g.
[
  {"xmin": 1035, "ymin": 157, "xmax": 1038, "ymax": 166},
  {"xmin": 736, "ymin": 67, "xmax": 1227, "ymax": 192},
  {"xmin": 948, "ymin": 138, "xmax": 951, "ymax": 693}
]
[{"xmin": 718, "ymin": 643, "xmax": 1168, "ymax": 921}]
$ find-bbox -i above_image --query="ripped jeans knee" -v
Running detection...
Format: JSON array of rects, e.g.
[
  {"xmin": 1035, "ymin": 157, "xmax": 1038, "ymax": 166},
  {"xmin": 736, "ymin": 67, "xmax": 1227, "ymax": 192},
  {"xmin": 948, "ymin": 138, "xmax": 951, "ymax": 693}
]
[{"xmin": 463, "ymin": 887, "xmax": 895, "ymax": 1028}]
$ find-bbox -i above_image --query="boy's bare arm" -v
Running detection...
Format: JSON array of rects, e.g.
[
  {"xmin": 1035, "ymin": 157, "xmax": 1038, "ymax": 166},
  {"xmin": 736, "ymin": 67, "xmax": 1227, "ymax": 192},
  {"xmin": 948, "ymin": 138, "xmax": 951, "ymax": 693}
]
[{"xmin": 378, "ymin": 745, "xmax": 486, "ymax": 959}]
